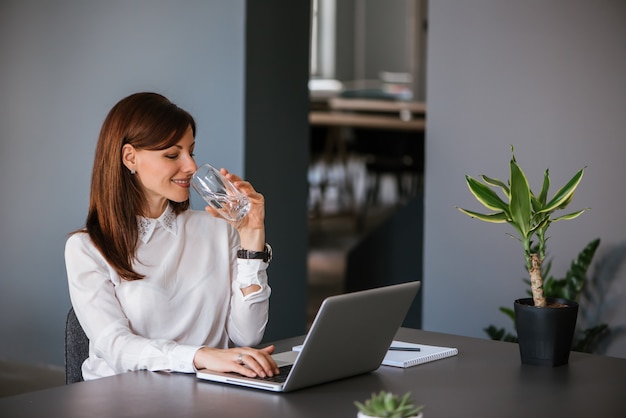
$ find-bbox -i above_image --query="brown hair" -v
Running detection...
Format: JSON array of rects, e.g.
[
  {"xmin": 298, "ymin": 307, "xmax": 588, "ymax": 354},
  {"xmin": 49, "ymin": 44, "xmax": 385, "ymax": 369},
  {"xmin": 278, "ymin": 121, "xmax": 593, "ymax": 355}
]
[{"xmin": 82, "ymin": 92, "xmax": 196, "ymax": 280}]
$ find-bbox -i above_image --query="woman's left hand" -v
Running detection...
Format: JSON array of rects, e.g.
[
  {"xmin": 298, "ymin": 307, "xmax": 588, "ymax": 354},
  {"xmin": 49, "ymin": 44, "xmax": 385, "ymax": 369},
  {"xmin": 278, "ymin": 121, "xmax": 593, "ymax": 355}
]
[{"xmin": 193, "ymin": 345, "xmax": 279, "ymax": 378}]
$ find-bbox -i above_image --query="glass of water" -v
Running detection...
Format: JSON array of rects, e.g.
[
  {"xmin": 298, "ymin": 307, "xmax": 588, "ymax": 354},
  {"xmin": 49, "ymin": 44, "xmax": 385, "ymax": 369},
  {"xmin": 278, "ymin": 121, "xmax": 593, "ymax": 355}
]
[{"xmin": 191, "ymin": 163, "xmax": 251, "ymax": 222}]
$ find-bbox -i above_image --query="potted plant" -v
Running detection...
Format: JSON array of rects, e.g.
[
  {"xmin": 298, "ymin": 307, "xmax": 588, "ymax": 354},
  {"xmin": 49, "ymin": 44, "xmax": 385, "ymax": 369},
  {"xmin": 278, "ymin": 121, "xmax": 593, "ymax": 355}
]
[
  {"xmin": 485, "ymin": 238, "xmax": 611, "ymax": 354},
  {"xmin": 457, "ymin": 147, "xmax": 588, "ymax": 366},
  {"xmin": 354, "ymin": 391, "xmax": 424, "ymax": 418}
]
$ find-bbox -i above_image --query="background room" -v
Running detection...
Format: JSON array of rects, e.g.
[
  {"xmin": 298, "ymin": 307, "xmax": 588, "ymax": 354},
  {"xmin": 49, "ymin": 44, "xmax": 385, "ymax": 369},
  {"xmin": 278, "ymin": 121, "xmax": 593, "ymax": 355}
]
[
  {"xmin": 2, "ymin": 0, "xmax": 626, "ymax": 399},
  {"xmin": 307, "ymin": 0, "xmax": 428, "ymax": 327}
]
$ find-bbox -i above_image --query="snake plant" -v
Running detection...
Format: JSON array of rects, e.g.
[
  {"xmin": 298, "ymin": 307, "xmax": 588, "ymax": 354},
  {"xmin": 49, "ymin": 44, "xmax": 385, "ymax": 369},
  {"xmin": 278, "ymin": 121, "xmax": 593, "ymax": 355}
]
[{"xmin": 457, "ymin": 147, "xmax": 588, "ymax": 307}]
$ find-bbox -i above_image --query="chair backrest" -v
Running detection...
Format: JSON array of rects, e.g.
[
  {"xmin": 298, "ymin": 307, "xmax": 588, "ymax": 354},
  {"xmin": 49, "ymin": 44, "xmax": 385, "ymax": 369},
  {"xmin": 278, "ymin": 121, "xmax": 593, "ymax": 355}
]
[{"xmin": 64, "ymin": 307, "xmax": 89, "ymax": 384}]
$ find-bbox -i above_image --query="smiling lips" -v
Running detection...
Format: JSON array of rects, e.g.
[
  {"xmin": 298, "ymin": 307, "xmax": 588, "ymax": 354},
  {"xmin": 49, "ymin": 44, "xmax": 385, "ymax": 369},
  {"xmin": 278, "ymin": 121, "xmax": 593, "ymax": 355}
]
[{"xmin": 172, "ymin": 178, "xmax": 190, "ymax": 188}]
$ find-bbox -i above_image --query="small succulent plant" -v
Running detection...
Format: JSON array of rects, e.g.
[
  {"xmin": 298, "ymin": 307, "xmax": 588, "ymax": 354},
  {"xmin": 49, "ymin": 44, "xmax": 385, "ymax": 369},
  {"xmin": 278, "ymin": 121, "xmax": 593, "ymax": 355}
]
[{"xmin": 354, "ymin": 391, "xmax": 424, "ymax": 418}]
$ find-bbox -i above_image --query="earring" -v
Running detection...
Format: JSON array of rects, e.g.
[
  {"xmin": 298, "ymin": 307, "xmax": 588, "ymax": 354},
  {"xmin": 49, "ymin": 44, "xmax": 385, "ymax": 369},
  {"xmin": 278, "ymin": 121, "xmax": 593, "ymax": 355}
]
[{"xmin": 130, "ymin": 169, "xmax": 136, "ymax": 175}]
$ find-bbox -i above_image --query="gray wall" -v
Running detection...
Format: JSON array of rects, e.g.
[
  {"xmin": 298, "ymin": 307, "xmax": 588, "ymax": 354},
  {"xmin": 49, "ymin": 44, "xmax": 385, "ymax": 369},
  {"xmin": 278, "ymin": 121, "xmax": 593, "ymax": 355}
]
[
  {"xmin": 424, "ymin": 0, "xmax": 626, "ymax": 358},
  {"xmin": 0, "ymin": 0, "xmax": 309, "ymax": 366}
]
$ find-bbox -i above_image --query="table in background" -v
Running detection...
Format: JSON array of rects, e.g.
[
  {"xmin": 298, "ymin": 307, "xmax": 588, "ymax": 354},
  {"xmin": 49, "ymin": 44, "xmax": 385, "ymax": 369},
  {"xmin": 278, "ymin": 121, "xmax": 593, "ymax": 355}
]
[
  {"xmin": 309, "ymin": 111, "xmax": 426, "ymax": 131},
  {"xmin": 1, "ymin": 328, "xmax": 624, "ymax": 417},
  {"xmin": 309, "ymin": 98, "xmax": 426, "ymax": 160}
]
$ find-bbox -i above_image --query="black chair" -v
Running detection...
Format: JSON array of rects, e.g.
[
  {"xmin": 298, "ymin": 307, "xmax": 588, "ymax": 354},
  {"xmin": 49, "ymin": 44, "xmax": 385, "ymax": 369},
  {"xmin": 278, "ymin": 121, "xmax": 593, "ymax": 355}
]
[{"xmin": 64, "ymin": 307, "xmax": 89, "ymax": 384}]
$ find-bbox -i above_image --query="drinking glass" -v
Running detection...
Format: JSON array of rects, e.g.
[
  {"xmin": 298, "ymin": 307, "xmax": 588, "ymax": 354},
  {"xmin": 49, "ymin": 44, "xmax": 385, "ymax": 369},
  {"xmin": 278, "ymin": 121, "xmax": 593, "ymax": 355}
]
[{"xmin": 191, "ymin": 163, "xmax": 250, "ymax": 222}]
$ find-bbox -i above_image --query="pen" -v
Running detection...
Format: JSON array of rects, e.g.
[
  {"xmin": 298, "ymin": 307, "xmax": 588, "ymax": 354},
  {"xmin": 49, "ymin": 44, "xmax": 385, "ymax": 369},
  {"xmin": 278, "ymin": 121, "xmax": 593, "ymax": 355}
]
[{"xmin": 389, "ymin": 346, "xmax": 421, "ymax": 351}]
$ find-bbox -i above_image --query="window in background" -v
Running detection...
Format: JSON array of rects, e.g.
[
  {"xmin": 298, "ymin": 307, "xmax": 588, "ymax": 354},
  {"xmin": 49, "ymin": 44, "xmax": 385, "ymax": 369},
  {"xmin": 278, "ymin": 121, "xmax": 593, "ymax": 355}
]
[
  {"xmin": 310, "ymin": 0, "xmax": 337, "ymax": 80},
  {"xmin": 309, "ymin": 0, "xmax": 428, "ymax": 101}
]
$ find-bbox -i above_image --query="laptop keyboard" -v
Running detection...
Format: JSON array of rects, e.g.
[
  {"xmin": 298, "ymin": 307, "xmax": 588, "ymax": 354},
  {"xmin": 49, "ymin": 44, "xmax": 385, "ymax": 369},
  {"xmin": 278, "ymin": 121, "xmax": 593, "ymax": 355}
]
[
  {"xmin": 226, "ymin": 364, "xmax": 293, "ymax": 383},
  {"xmin": 257, "ymin": 364, "xmax": 292, "ymax": 383}
]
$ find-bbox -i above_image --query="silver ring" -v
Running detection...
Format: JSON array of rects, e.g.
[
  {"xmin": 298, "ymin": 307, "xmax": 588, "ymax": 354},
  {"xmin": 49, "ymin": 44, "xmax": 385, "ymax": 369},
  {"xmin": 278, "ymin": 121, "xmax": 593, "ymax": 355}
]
[{"xmin": 237, "ymin": 353, "xmax": 244, "ymax": 365}]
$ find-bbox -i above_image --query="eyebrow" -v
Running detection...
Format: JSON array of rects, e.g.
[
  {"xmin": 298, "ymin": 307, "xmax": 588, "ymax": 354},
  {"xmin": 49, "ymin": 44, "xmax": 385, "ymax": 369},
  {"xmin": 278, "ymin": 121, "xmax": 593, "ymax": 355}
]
[{"xmin": 169, "ymin": 141, "xmax": 195, "ymax": 150}]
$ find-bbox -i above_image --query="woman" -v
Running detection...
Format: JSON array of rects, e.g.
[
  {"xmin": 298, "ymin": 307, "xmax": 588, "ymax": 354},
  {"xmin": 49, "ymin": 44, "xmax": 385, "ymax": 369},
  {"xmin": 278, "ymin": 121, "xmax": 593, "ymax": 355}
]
[{"xmin": 65, "ymin": 92, "xmax": 278, "ymax": 381}]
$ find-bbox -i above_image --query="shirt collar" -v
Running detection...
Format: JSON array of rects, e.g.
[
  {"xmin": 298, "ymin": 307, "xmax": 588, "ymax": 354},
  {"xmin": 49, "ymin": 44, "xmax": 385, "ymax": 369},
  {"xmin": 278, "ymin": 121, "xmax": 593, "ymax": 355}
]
[{"xmin": 137, "ymin": 204, "xmax": 178, "ymax": 244}]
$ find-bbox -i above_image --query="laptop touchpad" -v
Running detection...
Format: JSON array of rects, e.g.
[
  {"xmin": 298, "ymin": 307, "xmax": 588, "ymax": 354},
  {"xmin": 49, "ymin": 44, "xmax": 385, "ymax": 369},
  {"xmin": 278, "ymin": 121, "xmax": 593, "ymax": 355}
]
[{"xmin": 272, "ymin": 351, "xmax": 298, "ymax": 366}]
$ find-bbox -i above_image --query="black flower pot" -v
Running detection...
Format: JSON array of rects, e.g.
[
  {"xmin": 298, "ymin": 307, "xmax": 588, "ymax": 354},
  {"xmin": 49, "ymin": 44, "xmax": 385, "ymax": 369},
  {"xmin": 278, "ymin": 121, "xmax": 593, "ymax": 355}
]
[{"xmin": 514, "ymin": 297, "xmax": 579, "ymax": 367}]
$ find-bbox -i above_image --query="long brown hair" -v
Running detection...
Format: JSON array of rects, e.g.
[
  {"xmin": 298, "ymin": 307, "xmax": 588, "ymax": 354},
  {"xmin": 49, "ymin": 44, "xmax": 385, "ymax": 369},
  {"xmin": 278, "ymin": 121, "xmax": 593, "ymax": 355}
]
[{"xmin": 82, "ymin": 92, "xmax": 196, "ymax": 280}]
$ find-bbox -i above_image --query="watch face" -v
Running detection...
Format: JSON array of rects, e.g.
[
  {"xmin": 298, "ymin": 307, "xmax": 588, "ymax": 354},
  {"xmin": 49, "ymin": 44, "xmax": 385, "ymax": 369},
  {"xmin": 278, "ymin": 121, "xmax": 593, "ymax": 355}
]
[{"xmin": 264, "ymin": 243, "xmax": 272, "ymax": 262}]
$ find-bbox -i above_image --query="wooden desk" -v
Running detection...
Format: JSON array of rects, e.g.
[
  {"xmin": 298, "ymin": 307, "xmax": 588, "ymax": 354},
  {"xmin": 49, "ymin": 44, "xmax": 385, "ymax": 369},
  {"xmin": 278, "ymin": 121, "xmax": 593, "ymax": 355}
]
[{"xmin": 2, "ymin": 328, "xmax": 625, "ymax": 417}]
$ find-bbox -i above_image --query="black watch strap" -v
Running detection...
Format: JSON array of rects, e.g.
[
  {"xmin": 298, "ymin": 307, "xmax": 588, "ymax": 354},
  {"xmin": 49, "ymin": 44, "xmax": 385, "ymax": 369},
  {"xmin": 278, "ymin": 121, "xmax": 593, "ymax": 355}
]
[{"xmin": 237, "ymin": 243, "xmax": 272, "ymax": 263}]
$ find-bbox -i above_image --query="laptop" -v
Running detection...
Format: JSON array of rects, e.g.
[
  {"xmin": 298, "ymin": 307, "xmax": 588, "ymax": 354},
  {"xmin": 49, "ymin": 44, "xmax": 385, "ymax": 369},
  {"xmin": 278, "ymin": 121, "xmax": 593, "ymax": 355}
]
[{"xmin": 196, "ymin": 281, "xmax": 421, "ymax": 392}]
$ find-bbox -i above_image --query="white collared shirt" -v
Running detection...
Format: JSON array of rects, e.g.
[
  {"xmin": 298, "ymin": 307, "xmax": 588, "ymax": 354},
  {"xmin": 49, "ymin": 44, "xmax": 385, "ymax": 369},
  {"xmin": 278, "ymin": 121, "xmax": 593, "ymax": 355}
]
[{"xmin": 65, "ymin": 205, "xmax": 271, "ymax": 380}]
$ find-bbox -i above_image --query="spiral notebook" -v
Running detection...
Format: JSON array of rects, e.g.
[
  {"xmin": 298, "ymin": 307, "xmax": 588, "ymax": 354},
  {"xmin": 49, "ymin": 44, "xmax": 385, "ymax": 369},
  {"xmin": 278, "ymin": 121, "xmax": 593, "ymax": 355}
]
[
  {"xmin": 291, "ymin": 340, "xmax": 457, "ymax": 369},
  {"xmin": 383, "ymin": 340, "xmax": 458, "ymax": 368}
]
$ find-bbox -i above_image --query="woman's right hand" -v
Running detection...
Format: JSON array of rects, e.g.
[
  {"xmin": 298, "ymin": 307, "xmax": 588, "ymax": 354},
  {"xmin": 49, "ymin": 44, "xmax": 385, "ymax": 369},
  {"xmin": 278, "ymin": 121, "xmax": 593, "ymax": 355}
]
[
  {"xmin": 193, "ymin": 345, "xmax": 279, "ymax": 378},
  {"xmin": 203, "ymin": 168, "xmax": 266, "ymax": 253}
]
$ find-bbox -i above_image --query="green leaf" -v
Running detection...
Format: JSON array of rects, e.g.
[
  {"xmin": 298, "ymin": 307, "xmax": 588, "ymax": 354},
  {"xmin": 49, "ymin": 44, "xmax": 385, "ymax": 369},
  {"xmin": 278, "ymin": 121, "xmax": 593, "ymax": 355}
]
[
  {"xmin": 354, "ymin": 401, "xmax": 368, "ymax": 413},
  {"xmin": 572, "ymin": 324, "xmax": 610, "ymax": 353},
  {"xmin": 465, "ymin": 175, "xmax": 509, "ymax": 212},
  {"xmin": 556, "ymin": 191, "xmax": 574, "ymax": 210},
  {"xmin": 552, "ymin": 208, "xmax": 588, "ymax": 222},
  {"xmin": 480, "ymin": 174, "xmax": 510, "ymax": 198},
  {"xmin": 537, "ymin": 169, "xmax": 550, "ymax": 205},
  {"xmin": 508, "ymin": 158, "xmax": 532, "ymax": 238},
  {"xmin": 384, "ymin": 392, "xmax": 395, "ymax": 411},
  {"xmin": 484, "ymin": 325, "xmax": 518, "ymax": 343},
  {"xmin": 499, "ymin": 306, "xmax": 515, "ymax": 321},
  {"xmin": 540, "ymin": 168, "xmax": 584, "ymax": 213},
  {"xmin": 456, "ymin": 207, "xmax": 508, "ymax": 223},
  {"xmin": 529, "ymin": 214, "xmax": 550, "ymax": 235},
  {"xmin": 544, "ymin": 238, "xmax": 600, "ymax": 300},
  {"xmin": 530, "ymin": 194, "xmax": 543, "ymax": 212}
]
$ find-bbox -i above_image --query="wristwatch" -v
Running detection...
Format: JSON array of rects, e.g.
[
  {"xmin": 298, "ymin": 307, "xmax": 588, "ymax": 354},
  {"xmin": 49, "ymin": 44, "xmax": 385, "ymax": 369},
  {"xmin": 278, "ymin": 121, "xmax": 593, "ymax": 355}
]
[{"xmin": 237, "ymin": 243, "xmax": 272, "ymax": 263}]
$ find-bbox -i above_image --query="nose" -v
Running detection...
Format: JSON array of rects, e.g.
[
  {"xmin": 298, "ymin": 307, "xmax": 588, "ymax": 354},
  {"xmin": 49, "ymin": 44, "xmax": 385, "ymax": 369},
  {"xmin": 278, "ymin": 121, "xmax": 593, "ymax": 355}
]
[{"xmin": 183, "ymin": 154, "xmax": 197, "ymax": 175}]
